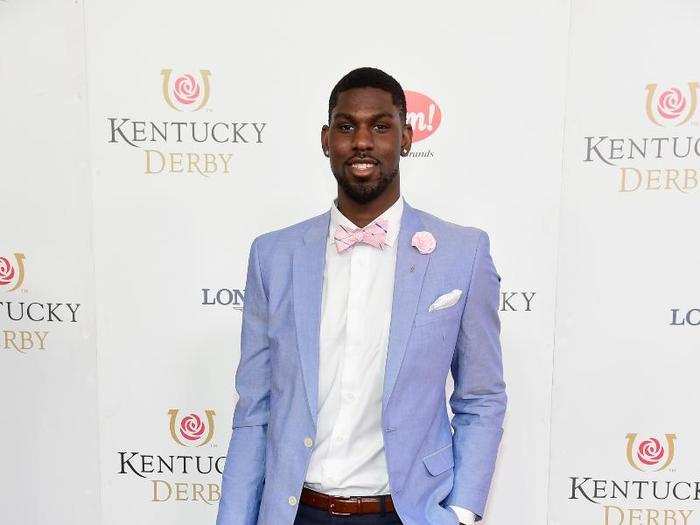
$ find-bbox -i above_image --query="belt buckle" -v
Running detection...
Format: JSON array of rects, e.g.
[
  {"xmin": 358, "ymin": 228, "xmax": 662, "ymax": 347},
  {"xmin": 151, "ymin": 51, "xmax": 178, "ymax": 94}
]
[{"xmin": 328, "ymin": 498, "xmax": 353, "ymax": 517}]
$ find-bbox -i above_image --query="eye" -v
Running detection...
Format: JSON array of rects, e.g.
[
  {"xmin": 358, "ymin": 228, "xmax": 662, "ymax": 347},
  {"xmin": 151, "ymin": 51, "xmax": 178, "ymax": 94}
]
[
  {"xmin": 337, "ymin": 123, "xmax": 353, "ymax": 132},
  {"xmin": 373, "ymin": 123, "xmax": 390, "ymax": 132}
]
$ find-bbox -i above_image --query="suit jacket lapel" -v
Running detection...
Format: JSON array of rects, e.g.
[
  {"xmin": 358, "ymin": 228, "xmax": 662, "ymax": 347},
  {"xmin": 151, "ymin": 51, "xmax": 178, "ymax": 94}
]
[
  {"xmin": 292, "ymin": 211, "xmax": 330, "ymax": 428},
  {"xmin": 382, "ymin": 200, "xmax": 430, "ymax": 410}
]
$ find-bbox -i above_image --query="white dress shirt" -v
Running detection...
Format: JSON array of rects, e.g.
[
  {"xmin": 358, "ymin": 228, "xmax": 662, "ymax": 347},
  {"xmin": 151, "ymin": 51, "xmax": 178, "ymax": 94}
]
[{"xmin": 302, "ymin": 195, "xmax": 475, "ymax": 524}]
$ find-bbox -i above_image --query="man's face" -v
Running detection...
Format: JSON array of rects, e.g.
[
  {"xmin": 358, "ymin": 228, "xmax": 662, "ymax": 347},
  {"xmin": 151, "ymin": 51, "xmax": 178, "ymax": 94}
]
[{"xmin": 322, "ymin": 87, "xmax": 412, "ymax": 204}]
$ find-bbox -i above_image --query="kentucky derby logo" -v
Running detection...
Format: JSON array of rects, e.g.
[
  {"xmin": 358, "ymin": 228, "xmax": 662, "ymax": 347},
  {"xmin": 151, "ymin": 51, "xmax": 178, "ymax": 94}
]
[
  {"xmin": 625, "ymin": 433, "xmax": 676, "ymax": 472},
  {"xmin": 645, "ymin": 83, "xmax": 698, "ymax": 126},
  {"xmin": 405, "ymin": 90, "xmax": 442, "ymax": 142},
  {"xmin": 161, "ymin": 69, "xmax": 211, "ymax": 112},
  {"xmin": 0, "ymin": 253, "xmax": 26, "ymax": 292},
  {"xmin": 168, "ymin": 408, "xmax": 216, "ymax": 447}
]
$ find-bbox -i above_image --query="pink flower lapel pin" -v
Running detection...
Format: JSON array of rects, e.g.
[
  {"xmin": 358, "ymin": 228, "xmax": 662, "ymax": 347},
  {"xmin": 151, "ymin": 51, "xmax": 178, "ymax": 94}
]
[{"xmin": 411, "ymin": 231, "xmax": 436, "ymax": 254}]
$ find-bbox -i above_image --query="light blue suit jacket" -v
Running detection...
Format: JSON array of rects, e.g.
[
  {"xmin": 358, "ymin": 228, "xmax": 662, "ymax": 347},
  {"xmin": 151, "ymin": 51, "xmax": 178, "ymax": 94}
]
[{"xmin": 216, "ymin": 199, "xmax": 507, "ymax": 525}]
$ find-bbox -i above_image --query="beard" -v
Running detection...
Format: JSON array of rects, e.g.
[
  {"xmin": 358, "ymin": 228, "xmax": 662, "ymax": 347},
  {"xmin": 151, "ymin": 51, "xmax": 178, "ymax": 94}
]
[{"xmin": 333, "ymin": 164, "xmax": 398, "ymax": 204}]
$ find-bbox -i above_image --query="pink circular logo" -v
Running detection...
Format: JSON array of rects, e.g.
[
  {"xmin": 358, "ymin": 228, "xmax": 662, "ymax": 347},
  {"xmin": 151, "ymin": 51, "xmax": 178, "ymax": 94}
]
[
  {"xmin": 0, "ymin": 257, "xmax": 15, "ymax": 285},
  {"xmin": 173, "ymin": 74, "xmax": 201, "ymax": 105},
  {"xmin": 637, "ymin": 437, "xmax": 665, "ymax": 466},
  {"xmin": 404, "ymin": 90, "xmax": 442, "ymax": 142},
  {"xmin": 657, "ymin": 87, "xmax": 687, "ymax": 119},
  {"xmin": 179, "ymin": 413, "xmax": 206, "ymax": 441}
]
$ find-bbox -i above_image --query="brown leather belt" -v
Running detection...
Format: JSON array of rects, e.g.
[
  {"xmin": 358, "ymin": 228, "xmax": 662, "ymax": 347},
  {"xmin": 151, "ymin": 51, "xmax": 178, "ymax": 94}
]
[{"xmin": 300, "ymin": 487, "xmax": 396, "ymax": 516}]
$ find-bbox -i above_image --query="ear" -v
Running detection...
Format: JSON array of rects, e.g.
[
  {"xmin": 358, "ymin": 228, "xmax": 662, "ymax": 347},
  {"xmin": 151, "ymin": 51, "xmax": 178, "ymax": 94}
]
[
  {"xmin": 401, "ymin": 122, "xmax": 413, "ymax": 154},
  {"xmin": 321, "ymin": 124, "xmax": 329, "ymax": 155}
]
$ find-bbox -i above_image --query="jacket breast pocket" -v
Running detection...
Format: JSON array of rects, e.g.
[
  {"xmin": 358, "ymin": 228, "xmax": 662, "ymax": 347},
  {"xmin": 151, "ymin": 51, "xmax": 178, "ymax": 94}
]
[
  {"xmin": 422, "ymin": 443, "xmax": 454, "ymax": 476},
  {"xmin": 413, "ymin": 305, "xmax": 462, "ymax": 328}
]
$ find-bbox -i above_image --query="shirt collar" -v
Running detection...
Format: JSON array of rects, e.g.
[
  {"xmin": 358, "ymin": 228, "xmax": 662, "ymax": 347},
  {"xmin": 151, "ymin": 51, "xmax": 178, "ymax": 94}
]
[{"xmin": 328, "ymin": 195, "xmax": 404, "ymax": 248}]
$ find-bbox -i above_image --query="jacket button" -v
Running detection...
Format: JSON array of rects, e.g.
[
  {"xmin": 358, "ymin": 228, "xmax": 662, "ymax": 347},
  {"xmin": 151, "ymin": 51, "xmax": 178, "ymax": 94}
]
[
  {"xmin": 304, "ymin": 437, "xmax": 313, "ymax": 448},
  {"xmin": 288, "ymin": 496, "xmax": 298, "ymax": 506}
]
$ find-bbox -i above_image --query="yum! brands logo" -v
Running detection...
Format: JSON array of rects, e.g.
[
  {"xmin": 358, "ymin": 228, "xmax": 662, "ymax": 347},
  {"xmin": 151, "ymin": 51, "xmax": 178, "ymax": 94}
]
[
  {"xmin": 625, "ymin": 433, "xmax": 676, "ymax": 472},
  {"xmin": 644, "ymin": 83, "xmax": 698, "ymax": 127},
  {"xmin": 0, "ymin": 253, "xmax": 26, "ymax": 292},
  {"xmin": 404, "ymin": 90, "xmax": 441, "ymax": 159},
  {"xmin": 161, "ymin": 69, "xmax": 211, "ymax": 112},
  {"xmin": 168, "ymin": 408, "xmax": 216, "ymax": 447}
]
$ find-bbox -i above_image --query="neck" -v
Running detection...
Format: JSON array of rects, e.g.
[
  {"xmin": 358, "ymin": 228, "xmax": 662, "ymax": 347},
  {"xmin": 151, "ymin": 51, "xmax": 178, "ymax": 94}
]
[{"xmin": 336, "ymin": 188, "xmax": 401, "ymax": 228}]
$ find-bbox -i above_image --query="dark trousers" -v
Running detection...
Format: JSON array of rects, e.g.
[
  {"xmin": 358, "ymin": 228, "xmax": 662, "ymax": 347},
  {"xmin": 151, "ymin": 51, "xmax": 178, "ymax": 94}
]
[{"xmin": 293, "ymin": 502, "xmax": 403, "ymax": 525}]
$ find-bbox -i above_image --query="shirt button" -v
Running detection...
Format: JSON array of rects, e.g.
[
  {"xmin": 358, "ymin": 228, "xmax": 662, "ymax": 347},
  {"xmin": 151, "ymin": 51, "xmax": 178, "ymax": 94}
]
[
  {"xmin": 335, "ymin": 435, "xmax": 344, "ymax": 442},
  {"xmin": 304, "ymin": 437, "xmax": 313, "ymax": 448},
  {"xmin": 288, "ymin": 496, "xmax": 298, "ymax": 506}
]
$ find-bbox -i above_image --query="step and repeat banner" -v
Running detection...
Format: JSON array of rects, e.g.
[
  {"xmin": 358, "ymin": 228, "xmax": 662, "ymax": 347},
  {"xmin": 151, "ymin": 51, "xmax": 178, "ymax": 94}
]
[
  {"xmin": 0, "ymin": 1, "xmax": 101, "ymax": 524},
  {"xmin": 548, "ymin": 2, "xmax": 700, "ymax": 525},
  {"xmin": 1, "ymin": 1, "xmax": 695, "ymax": 524}
]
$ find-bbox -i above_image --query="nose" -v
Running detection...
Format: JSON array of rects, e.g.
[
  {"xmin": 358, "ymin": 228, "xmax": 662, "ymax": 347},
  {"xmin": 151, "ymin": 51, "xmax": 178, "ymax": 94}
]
[{"xmin": 352, "ymin": 124, "xmax": 374, "ymax": 151}]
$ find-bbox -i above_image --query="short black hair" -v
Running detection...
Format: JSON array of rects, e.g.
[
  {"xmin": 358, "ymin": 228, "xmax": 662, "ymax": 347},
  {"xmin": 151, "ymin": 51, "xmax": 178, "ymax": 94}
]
[{"xmin": 328, "ymin": 67, "xmax": 407, "ymax": 124}]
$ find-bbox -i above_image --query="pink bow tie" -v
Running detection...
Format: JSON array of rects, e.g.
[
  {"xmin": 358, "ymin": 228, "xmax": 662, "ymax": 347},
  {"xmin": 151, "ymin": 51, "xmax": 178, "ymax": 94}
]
[{"xmin": 334, "ymin": 218, "xmax": 389, "ymax": 253}]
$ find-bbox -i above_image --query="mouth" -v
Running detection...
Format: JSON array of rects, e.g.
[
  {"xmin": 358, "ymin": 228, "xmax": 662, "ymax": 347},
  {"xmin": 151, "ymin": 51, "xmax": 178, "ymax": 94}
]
[{"xmin": 346, "ymin": 158, "xmax": 379, "ymax": 178}]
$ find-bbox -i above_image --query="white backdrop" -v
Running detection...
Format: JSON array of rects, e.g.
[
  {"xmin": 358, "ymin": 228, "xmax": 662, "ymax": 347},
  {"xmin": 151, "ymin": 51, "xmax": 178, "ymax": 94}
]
[
  {"xmin": 0, "ymin": 1, "xmax": 100, "ymax": 524},
  {"xmin": 1, "ymin": 1, "xmax": 695, "ymax": 524},
  {"xmin": 548, "ymin": 1, "xmax": 700, "ymax": 524}
]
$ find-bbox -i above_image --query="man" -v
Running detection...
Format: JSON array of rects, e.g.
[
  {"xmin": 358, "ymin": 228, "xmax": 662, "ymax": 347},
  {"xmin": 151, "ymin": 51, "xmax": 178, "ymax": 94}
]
[{"xmin": 216, "ymin": 67, "xmax": 506, "ymax": 525}]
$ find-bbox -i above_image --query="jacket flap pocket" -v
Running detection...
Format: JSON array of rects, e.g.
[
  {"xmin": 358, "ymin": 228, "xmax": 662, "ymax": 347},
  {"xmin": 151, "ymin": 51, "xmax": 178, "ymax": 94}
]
[{"xmin": 422, "ymin": 443, "xmax": 454, "ymax": 476}]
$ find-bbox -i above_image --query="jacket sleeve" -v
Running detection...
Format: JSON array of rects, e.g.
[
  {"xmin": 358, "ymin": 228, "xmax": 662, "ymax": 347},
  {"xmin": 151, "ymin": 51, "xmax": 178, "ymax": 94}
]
[
  {"xmin": 217, "ymin": 237, "xmax": 270, "ymax": 525},
  {"xmin": 444, "ymin": 230, "xmax": 507, "ymax": 521}
]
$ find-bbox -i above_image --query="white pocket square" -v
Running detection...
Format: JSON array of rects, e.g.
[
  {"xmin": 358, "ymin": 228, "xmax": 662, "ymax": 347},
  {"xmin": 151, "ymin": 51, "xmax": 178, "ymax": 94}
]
[{"xmin": 428, "ymin": 289, "xmax": 463, "ymax": 312}]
